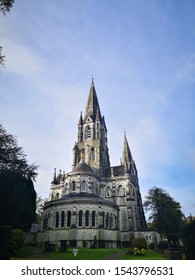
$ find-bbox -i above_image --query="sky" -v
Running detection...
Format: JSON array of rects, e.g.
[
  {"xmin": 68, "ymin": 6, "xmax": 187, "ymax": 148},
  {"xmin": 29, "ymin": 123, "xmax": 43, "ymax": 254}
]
[{"xmin": 0, "ymin": 0, "xmax": 195, "ymax": 219}]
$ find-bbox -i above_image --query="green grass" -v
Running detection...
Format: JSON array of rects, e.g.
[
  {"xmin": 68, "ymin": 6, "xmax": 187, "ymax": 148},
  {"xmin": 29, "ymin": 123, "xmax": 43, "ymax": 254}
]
[
  {"xmin": 12, "ymin": 246, "xmax": 165, "ymax": 260},
  {"xmin": 122, "ymin": 250, "xmax": 165, "ymax": 260},
  {"xmin": 45, "ymin": 248, "xmax": 125, "ymax": 260}
]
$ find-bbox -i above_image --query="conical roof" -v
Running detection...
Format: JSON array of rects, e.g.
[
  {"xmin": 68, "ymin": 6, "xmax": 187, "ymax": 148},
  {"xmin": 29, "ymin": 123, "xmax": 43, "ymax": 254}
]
[{"xmin": 70, "ymin": 158, "xmax": 95, "ymax": 175}]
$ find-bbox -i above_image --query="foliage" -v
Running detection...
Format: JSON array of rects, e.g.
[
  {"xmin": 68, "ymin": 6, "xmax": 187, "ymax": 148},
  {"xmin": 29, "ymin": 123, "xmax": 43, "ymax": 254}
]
[
  {"xmin": 36, "ymin": 196, "xmax": 46, "ymax": 223},
  {"xmin": 132, "ymin": 237, "xmax": 147, "ymax": 250},
  {"xmin": 144, "ymin": 187, "xmax": 184, "ymax": 246},
  {"xmin": 0, "ymin": 46, "xmax": 5, "ymax": 66},
  {"xmin": 182, "ymin": 219, "xmax": 195, "ymax": 260},
  {"xmin": 158, "ymin": 241, "xmax": 169, "ymax": 250},
  {"xmin": 0, "ymin": 124, "xmax": 38, "ymax": 180},
  {"xmin": 82, "ymin": 240, "xmax": 88, "ymax": 248},
  {"xmin": 0, "ymin": 0, "xmax": 14, "ymax": 15},
  {"xmin": 0, "ymin": 170, "xmax": 37, "ymax": 231},
  {"xmin": 0, "ymin": 0, "xmax": 14, "ymax": 67},
  {"xmin": 10, "ymin": 229, "xmax": 26, "ymax": 256},
  {"xmin": 148, "ymin": 242, "xmax": 155, "ymax": 250},
  {"xmin": 133, "ymin": 247, "xmax": 146, "ymax": 256}
]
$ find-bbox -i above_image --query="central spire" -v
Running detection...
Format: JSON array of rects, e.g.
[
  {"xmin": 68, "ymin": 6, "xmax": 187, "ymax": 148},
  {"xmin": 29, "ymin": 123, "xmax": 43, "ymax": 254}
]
[{"xmin": 84, "ymin": 78, "xmax": 101, "ymax": 121}]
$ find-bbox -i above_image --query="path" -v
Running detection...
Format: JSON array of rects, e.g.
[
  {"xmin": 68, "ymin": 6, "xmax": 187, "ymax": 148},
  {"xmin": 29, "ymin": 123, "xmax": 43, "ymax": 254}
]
[{"xmin": 102, "ymin": 251, "xmax": 127, "ymax": 260}]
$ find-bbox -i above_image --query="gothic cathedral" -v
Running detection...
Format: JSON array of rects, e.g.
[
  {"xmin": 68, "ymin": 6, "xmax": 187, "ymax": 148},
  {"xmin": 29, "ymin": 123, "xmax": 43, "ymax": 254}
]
[{"xmin": 39, "ymin": 80, "xmax": 147, "ymax": 248}]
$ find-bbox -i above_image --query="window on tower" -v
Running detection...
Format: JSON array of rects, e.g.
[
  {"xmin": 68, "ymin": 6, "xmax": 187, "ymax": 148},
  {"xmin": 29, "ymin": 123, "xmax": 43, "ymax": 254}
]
[
  {"xmin": 85, "ymin": 125, "xmax": 91, "ymax": 139},
  {"xmin": 81, "ymin": 180, "xmax": 86, "ymax": 192},
  {"xmin": 72, "ymin": 181, "xmax": 76, "ymax": 191}
]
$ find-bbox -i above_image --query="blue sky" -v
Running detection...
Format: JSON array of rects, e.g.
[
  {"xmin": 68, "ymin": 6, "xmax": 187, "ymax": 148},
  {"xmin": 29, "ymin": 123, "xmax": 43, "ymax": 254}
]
[{"xmin": 0, "ymin": 0, "xmax": 195, "ymax": 218}]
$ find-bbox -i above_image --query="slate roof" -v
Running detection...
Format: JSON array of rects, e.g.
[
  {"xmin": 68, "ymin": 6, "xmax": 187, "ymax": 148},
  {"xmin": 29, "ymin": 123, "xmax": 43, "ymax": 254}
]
[{"xmin": 70, "ymin": 159, "xmax": 95, "ymax": 175}]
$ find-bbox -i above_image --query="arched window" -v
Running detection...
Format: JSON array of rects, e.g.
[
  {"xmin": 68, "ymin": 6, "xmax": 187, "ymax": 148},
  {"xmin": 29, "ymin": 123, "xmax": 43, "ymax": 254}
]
[
  {"xmin": 106, "ymin": 212, "xmax": 109, "ymax": 228},
  {"xmin": 61, "ymin": 211, "xmax": 65, "ymax": 227},
  {"xmin": 85, "ymin": 126, "xmax": 91, "ymax": 139},
  {"xmin": 92, "ymin": 211, "xmax": 96, "ymax": 227},
  {"xmin": 90, "ymin": 147, "xmax": 95, "ymax": 161},
  {"xmin": 91, "ymin": 182, "xmax": 94, "ymax": 193},
  {"xmin": 81, "ymin": 180, "xmax": 86, "ymax": 192},
  {"xmin": 67, "ymin": 210, "xmax": 71, "ymax": 227},
  {"xmin": 118, "ymin": 185, "xmax": 124, "ymax": 196},
  {"xmin": 78, "ymin": 210, "xmax": 83, "ymax": 227},
  {"xmin": 85, "ymin": 210, "xmax": 89, "ymax": 227},
  {"xmin": 55, "ymin": 193, "xmax": 59, "ymax": 199},
  {"xmin": 110, "ymin": 213, "xmax": 113, "ymax": 229},
  {"xmin": 55, "ymin": 212, "xmax": 59, "ymax": 228},
  {"xmin": 102, "ymin": 212, "xmax": 105, "ymax": 228},
  {"xmin": 106, "ymin": 187, "xmax": 112, "ymax": 197},
  {"xmin": 72, "ymin": 181, "xmax": 76, "ymax": 191}
]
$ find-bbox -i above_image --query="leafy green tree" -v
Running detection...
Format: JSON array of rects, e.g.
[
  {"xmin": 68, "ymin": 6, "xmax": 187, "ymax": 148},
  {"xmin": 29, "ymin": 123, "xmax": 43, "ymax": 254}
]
[
  {"xmin": 144, "ymin": 187, "xmax": 184, "ymax": 246},
  {"xmin": 182, "ymin": 219, "xmax": 195, "ymax": 259},
  {"xmin": 0, "ymin": 0, "xmax": 14, "ymax": 66},
  {"xmin": 0, "ymin": 124, "xmax": 38, "ymax": 180},
  {"xmin": 0, "ymin": 124, "xmax": 38, "ymax": 231}
]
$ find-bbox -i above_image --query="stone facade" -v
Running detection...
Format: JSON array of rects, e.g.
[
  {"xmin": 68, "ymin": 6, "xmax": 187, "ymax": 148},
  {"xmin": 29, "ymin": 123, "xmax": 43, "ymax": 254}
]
[{"xmin": 38, "ymin": 80, "xmax": 147, "ymax": 248}]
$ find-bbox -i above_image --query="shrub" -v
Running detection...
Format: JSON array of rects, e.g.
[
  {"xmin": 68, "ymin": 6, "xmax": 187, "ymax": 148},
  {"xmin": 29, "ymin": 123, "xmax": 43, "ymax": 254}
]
[
  {"xmin": 10, "ymin": 229, "xmax": 26, "ymax": 256},
  {"xmin": 148, "ymin": 243, "xmax": 155, "ymax": 250},
  {"xmin": 82, "ymin": 240, "xmax": 88, "ymax": 248},
  {"xmin": 132, "ymin": 238, "xmax": 147, "ymax": 250},
  {"xmin": 134, "ymin": 247, "xmax": 146, "ymax": 256},
  {"xmin": 158, "ymin": 241, "xmax": 168, "ymax": 250}
]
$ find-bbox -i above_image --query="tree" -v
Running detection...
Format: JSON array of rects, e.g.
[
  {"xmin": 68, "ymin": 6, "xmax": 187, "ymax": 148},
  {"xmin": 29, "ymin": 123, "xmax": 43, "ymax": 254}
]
[
  {"xmin": 144, "ymin": 187, "xmax": 184, "ymax": 246},
  {"xmin": 36, "ymin": 195, "xmax": 46, "ymax": 223},
  {"xmin": 0, "ymin": 0, "xmax": 14, "ymax": 14},
  {"xmin": 182, "ymin": 217, "xmax": 195, "ymax": 259},
  {"xmin": 0, "ymin": 0, "xmax": 14, "ymax": 66},
  {"xmin": 0, "ymin": 124, "xmax": 38, "ymax": 180},
  {"xmin": 0, "ymin": 46, "xmax": 5, "ymax": 66},
  {"xmin": 0, "ymin": 124, "xmax": 38, "ymax": 230},
  {"xmin": 0, "ymin": 169, "xmax": 37, "ymax": 231}
]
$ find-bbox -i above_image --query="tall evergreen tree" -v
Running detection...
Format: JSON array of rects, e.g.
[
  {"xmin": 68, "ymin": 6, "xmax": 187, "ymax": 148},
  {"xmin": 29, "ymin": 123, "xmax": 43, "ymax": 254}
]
[
  {"xmin": 0, "ymin": 170, "xmax": 36, "ymax": 231},
  {"xmin": 0, "ymin": 124, "xmax": 38, "ymax": 230},
  {"xmin": 144, "ymin": 187, "xmax": 184, "ymax": 246}
]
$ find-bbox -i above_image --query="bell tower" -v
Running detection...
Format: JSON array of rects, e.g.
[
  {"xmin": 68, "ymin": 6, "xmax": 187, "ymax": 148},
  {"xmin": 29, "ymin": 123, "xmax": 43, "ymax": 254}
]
[{"xmin": 72, "ymin": 79, "xmax": 110, "ymax": 176}]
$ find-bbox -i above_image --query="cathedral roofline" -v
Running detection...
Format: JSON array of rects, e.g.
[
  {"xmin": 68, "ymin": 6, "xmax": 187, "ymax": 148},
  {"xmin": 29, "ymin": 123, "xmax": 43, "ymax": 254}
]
[{"xmin": 44, "ymin": 192, "xmax": 119, "ymax": 209}]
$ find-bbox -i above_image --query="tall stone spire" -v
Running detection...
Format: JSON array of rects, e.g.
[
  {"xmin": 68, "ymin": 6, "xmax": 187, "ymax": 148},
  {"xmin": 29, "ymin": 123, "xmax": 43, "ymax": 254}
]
[{"xmin": 84, "ymin": 78, "xmax": 101, "ymax": 121}]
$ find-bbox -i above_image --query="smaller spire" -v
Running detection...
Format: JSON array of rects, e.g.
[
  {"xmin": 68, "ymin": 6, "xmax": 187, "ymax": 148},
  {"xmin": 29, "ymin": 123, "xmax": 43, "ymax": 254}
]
[
  {"xmin": 78, "ymin": 111, "xmax": 83, "ymax": 125},
  {"xmin": 51, "ymin": 168, "xmax": 57, "ymax": 184},
  {"xmin": 95, "ymin": 106, "xmax": 101, "ymax": 122},
  {"xmin": 122, "ymin": 132, "xmax": 133, "ymax": 166}
]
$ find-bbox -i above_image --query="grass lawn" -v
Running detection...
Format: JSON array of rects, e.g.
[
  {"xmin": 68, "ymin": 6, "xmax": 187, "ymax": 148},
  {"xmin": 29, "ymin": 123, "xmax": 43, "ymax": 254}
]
[
  {"xmin": 122, "ymin": 250, "xmax": 165, "ymax": 260},
  {"xmin": 12, "ymin": 246, "xmax": 165, "ymax": 260}
]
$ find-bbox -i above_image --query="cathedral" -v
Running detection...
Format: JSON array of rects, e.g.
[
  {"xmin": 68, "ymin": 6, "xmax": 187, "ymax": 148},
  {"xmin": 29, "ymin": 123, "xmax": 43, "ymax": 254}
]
[{"xmin": 38, "ymin": 80, "xmax": 150, "ymax": 248}]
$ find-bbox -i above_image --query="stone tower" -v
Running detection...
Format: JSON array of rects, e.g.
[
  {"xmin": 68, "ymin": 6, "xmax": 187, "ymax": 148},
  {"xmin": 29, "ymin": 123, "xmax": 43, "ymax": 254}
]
[{"xmin": 73, "ymin": 79, "xmax": 110, "ymax": 176}]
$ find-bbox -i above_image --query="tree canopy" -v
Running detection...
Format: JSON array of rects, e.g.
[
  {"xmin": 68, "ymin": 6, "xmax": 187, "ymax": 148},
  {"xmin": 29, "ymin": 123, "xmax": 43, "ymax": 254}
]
[
  {"xmin": 0, "ymin": 0, "xmax": 14, "ymax": 66},
  {"xmin": 0, "ymin": 0, "xmax": 14, "ymax": 15},
  {"xmin": 144, "ymin": 187, "xmax": 184, "ymax": 246},
  {"xmin": 0, "ymin": 124, "xmax": 38, "ymax": 230},
  {"xmin": 0, "ymin": 124, "xmax": 38, "ymax": 180}
]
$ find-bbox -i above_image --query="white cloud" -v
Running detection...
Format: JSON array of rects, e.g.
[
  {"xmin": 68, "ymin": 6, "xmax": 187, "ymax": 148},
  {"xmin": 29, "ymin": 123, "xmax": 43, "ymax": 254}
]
[{"xmin": 2, "ymin": 38, "xmax": 45, "ymax": 76}]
